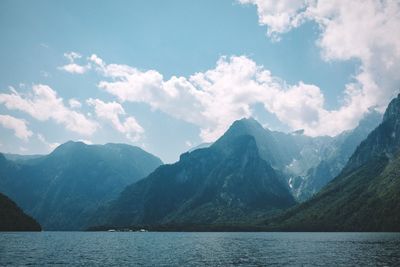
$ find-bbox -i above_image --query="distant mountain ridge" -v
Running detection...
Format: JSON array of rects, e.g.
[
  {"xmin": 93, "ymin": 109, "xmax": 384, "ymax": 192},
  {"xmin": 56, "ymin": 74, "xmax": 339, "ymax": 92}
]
[
  {"xmin": 3, "ymin": 153, "xmax": 44, "ymax": 163},
  {"xmin": 0, "ymin": 142, "xmax": 162, "ymax": 230},
  {"xmin": 291, "ymin": 111, "xmax": 382, "ymax": 200},
  {"xmin": 90, "ymin": 113, "xmax": 385, "ymax": 229},
  {"xmin": 214, "ymin": 115, "xmax": 380, "ymax": 202},
  {"xmin": 0, "ymin": 106, "xmax": 385, "ymax": 231},
  {"xmin": 265, "ymin": 94, "xmax": 400, "ymax": 231}
]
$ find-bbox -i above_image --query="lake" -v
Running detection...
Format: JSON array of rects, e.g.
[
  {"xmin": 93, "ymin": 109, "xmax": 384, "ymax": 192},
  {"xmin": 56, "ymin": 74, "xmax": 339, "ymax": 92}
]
[{"xmin": 0, "ymin": 232, "xmax": 399, "ymax": 266}]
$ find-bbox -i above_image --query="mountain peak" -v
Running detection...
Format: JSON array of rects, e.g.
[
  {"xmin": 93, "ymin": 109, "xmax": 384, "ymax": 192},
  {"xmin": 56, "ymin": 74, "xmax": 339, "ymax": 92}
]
[
  {"xmin": 213, "ymin": 117, "xmax": 298, "ymax": 169},
  {"xmin": 214, "ymin": 118, "xmax": 266, "ymax": 144},
  {"xmin": 212, "ymin": 117, "xmax": 267, "ymax": 152},
  {"xmin": 344, "ymin": 94, "xmax": 400, "ymax": 172},
  {"xmin": 94, "ymin": 125, "xmax": 296, "ymax": 228},
  {"xmin": 58, "ymin": 140, "xmax": 86, "ymax": 148},
  {"xmin": 383, "ymin": 93, "xmax": 400, "ymax": 122},
  {"xmin": 49, "ymin": 141, "xmax": 87, "ymax": 156},
  {"xmin": 231, "ymin": 117, "xmax": 264, "ymax": 130}
]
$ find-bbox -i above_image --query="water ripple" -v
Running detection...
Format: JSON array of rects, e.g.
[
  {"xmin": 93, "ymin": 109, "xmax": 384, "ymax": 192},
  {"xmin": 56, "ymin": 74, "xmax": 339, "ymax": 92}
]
[{"xmin": 0, "ymin": 232, "xmax": 399, "ymax": 266}]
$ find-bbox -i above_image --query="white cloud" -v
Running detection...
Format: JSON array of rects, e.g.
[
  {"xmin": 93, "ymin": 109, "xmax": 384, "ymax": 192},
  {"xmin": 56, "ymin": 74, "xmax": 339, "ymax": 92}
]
[
  {"xmin": 89, "ymin": 54, "xmax": 105, "ymax": 67},
  {"xmin": 69, "ymin": 98, "xmax": 82, "ymax": 109},
  {"xmin": 0, "ymin": 84, "xmax": 98, "ymax": 136},
  {"xmin": 87, "ymin": 51, "xmax": 399, "ymax": 141},
  {"xmin": 37, "ymin": 133, "xmax": 60, "ymax": 151},
  {"xmin": 59, "ymin": 63, "xmax": 89, "ymax": 74},
  {"xmin": 87, "ymin": 98, "xmax": 144, "ymax": 142},
  {"xmin": 0, "ymin": 114, "xmax": 33, "ymax": 141},
  {"xmin": 64, "ymin": 51, "xmax": 82, "ymax": 61},
  {"xmin": 88, "ymin": 54, "xmax": 358, "ymax": 140},
  {"xmin": 239, "ymin": 0, "xmax": 306, "ymax": 39},
  {"xmin": 238, "ymin": 0, "xmax": 400, "ymax": 132},
  {"xmin": 69, "ymin": 1, "xmax": 400, "ymax": 142},
  {"xmin": 59, "ymin": 51, "xmax": 90, "ymax": 74},
  {"xmin": 78, "ymin": 139, "xmax": 93, "ymax": 145}
]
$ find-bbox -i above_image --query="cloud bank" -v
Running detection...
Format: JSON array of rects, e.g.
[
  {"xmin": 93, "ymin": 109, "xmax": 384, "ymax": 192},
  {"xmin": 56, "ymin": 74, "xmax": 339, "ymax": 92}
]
[
  {"xmin": 87, "ymin": 98, "xmax": 144, "ymax": 142},
  {"xmin": 239, "ymin": 0, "xmax": 400, "ymax": 121},
  {"xmin": 81, "ymin": 51, "xmax": 387, "ymax": 142},
  {"xmin": 0, "ymin": 85, "xmax": 98, "ymax": 136},
  {"xmin": 54, "ymin": 0, "xmax": 399, "ymax": 143},
  {"xmin": 0, "ymin": 114, "xmax": 32, "ymax": 141}
]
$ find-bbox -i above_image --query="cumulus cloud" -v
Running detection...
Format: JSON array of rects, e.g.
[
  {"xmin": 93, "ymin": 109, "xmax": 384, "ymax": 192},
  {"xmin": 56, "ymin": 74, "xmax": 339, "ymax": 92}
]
[
  {"xmin": 87, "ymin": 98, "xmax": 144, "ymax": 142},
  {"xmin": 239, "ymin": 0, "xmax": 306, "ymax": 39},
  {"xmin": 59, "ymin": 51, "xmax": 91, "ymax": 74},
  {"xmin": 89, "ymin": 55, "xmax": 261, "ymax": 141},
  {"xmin": 0, "ymin": 114, "xmax": 33, "ymax": 141},
  {"xmin": 68, "ymin": 1, "xmax": 400, "ymax": 141},
  {"xmin": 87, "ymin": 54, "xmax": 346, "ymax": 140},
  {"xmin": 0, "ymin": 85, "xmax": 98, "ymax": 136},
  {"xmin": 59, "ymin": 64, "xmax": 89, "ymax": 74},
  {"xmin": 239, "ymin": 0, "xmax": 400, "ymax": 132},
  {"xmin": 69, "ymin": 98, "xmax": 82, "ymax": 109}
]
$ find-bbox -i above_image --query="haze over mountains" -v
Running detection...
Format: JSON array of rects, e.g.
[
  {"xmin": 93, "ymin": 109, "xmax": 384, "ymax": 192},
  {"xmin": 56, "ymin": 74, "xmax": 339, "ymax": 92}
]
[
  {"xmin": 92, "ymin": 112, "xmax": 382, "ymax": 229},
  {"xmin": 291, "ymin": 111, "xmax": 382, "ymax": 200},
  {"xmin": 0, "ymin": 143, "xmax": 162, "ymax": 230},
  {"xmin": 266, "ymin": 95, "xmax": 400, "ymax": 231},
  {"xmin": 0, "ymin": 95, "xmax": 398, "ymax": 231}
]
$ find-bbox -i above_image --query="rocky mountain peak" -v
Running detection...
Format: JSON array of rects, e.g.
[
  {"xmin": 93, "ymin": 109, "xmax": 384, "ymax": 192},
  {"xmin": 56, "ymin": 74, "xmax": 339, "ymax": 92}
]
[
  {"xmin": 344, "ymin": 94, "xmax": 400, "ymax": 172},
  {"xmin": 383, "ymin": 93, "xmax": 400, "ymax": 122}
]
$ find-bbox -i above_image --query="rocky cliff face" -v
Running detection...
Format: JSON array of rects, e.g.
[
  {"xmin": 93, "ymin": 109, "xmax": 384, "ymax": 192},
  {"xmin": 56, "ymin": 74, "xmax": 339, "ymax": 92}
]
[
  {"xmin": 345, "ymin": 94, "xmax": 400, "ymax": 173},
  {"xmin": 293, "ymin": 111, "xmax": 381, "ymax": 200},
  {"xmin": 265, "ymin": 94, "xmax": 400, "ymax": 231}
]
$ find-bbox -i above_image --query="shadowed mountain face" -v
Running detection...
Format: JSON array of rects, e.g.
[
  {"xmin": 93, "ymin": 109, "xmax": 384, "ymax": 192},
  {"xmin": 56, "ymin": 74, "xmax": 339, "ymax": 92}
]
[
  {"xmin": 214, "ymin": 118, "xmax": 301, "ymax": 170},
  {"xmin": 0, "ymin": 192, "xmax": 41, "ymax": 231},
  {"xmin": 265, "ymin": 95, "xmax": 400, "ymax": 231},
  {"xmin": 0, "ymin": 142, "xmax": 162, "ymax": 230},
  {"xmin": 93, "ymin": 121, "xmax": 297, "ymax": 228}
]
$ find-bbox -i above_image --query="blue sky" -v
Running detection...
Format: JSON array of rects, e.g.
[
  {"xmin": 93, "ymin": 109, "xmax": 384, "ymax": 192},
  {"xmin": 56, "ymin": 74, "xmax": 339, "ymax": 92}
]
[{"xmin": 0, "ymin": 0, "xmax": 398, "ymax": 163}]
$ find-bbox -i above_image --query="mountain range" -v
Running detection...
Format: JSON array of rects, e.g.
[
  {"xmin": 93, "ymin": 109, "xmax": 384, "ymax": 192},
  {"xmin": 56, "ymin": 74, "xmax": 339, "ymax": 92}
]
[
  {"xmin": 0, "ymin": 142, "xmax": 162, "ymax": 230},
  {"xmin": 291, "ymin": 111, "xmax": 382, "ymax": 200},
  {"xmin": 265, "ymin": 94, "xmax": 400, "ymax": 231},
  {"xmin": 91, "ymin": 111, "xmax": 382, "ymax": 229},
  {"xmin": 92, "ymin": 122, "xmax": 296, "ymax": 228},
  {"xmin": 0, "ymin": 94, "xmax": 397, "ymax": 231}
]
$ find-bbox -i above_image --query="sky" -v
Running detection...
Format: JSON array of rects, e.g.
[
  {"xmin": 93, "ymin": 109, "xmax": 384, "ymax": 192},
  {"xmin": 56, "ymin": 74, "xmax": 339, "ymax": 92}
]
[{"xmin": 0, "ymin": 0, "xmax": 399, "ymax": 163}]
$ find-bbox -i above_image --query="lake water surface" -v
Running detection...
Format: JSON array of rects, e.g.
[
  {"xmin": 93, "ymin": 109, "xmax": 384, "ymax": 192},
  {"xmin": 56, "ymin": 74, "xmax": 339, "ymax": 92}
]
[{"xmin": 0, "ymin": 232, "xmax": 399, "ymax": 266}]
